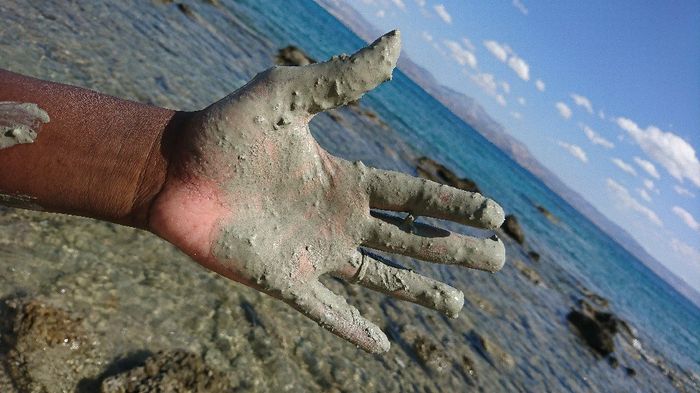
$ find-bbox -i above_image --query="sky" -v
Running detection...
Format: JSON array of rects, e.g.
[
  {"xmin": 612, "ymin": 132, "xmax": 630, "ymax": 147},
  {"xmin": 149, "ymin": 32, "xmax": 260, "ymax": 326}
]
[{"xmin": 346, "ymin": 0, "xmax": 700, "ymax": 290}]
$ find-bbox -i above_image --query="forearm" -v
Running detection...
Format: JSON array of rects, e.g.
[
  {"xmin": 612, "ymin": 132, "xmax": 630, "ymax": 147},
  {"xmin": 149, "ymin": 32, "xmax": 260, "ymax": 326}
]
[{"xmin": 0, "ymin": 69, "xmax": 184, "ymax": 228}]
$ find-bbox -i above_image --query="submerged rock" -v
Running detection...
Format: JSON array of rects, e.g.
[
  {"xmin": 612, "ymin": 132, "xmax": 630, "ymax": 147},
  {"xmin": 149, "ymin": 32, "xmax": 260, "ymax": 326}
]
[
  {"xmin": 527, "ymin": 251, "xmax": 540, "ymax": 262},
  {"xmin": 411, "ymin": 334, "xmax": 450, "ymax": 373},
  {"xmin": 513, "ymin": 259, "xmax": 543, "ymax": 286},
  {"xmin": 466, "ymin": 330, "xmax": 515, "ymax": 371},
  {"xmin": 275, "ymin": 46, "xmax": 317, "ymax": 66},
  {"xmin": 415, "ymin": 156, "xmax": 481, "ymax": 193},
  {"xmin": 566, "ymin": 300, "xmax": 619, "ymax": 357},
  {"xmin": 1, "ymin": 298, "xmax": 102, "ymax": 393},
  {"xmin": 536, "ymin": 205, "xmax": 558, "ymax": 224},
  {"xmin": 502, "ymin": 215, "xmax": 525, "ymax": 244},
  {"xmin": 100, "ymin": 350, "xmax": 232, "ymax": 393}
]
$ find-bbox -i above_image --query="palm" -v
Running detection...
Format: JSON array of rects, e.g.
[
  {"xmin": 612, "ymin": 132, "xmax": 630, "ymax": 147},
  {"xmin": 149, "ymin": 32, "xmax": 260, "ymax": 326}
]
[{"xmin": 151, "ymin": 31, "xmax": 506, "ymax": 353}]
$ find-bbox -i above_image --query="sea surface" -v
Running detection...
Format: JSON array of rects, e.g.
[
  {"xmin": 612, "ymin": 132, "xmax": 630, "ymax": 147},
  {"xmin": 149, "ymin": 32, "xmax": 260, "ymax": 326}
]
[{"xmin": 0, "ymin": 0, "xmax": 698, "ymax": 392}]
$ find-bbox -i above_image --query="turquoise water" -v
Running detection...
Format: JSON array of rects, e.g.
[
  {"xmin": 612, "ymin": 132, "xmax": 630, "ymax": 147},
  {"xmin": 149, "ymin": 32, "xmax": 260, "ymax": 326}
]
[
  {"xmin": 235, "ymin": 0, "xmax": 700, "ymax": 373},
  {"xmin": 1, "ymin": 0, "xmax": 698, "ymax": 390}
]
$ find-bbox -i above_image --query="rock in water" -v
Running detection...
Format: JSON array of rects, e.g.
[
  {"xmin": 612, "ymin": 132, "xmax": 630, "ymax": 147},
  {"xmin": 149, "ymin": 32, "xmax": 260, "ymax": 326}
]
[
  {"xmin": 513, "ymin": 259, "xmax": 543, "ymax": 286},
  {"xmin": 1, "ymin": 298, "xmax": 102, "ymax": 393},
  {"xmin": 566, "ymin": 301, "xmax": 617, "ymax": 357},
  {"xmin": 415, "ymin": 156, "xmax": 481, "ymax": 193},
  {"xmin": 536, "ymin": 205, "xmax": 559, "ymax": 224},
  {"xmin": 412, "ymin": 335, "xmax": 450, "ymax": 373},
  {"xmin": 502, "ymin": 215, "xmax": 525, "ymax": 244},
  {"xmin": 466, "ymin": 330, "xmax": 515, "ymax": 371},
  {"xmin": 100, "ymin": 350, "xmax": 232, "ymax": 393},
  {"xmin": 275, "ymin": 46, "xmax": 316, "ymax": 66},
  {"xmin": 527, "ymin": 251, "xmax": 540, "ymax": 262}
]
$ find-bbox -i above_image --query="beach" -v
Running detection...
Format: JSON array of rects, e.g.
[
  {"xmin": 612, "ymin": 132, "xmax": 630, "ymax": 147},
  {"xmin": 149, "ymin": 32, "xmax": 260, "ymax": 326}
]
[{"xmin": 0, "ymin": 1, "xmax": 699, "ymax": 392}]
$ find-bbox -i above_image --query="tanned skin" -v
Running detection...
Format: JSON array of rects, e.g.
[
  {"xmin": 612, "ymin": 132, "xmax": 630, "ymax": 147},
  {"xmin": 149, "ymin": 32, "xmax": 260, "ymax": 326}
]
[{"xmin": 0, "ymin": 31, "xmax": 506, "ymax": 353}]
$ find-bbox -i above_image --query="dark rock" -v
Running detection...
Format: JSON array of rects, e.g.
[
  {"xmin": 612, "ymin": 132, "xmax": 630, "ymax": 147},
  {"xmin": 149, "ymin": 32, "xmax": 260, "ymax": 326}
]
[
  {"xmin": 411, "ymin": 335, "xmax": 450, "ymax": 373},
  {"xmin": 580, "ymin": 287, "xmax": 610, "ymax": 308},
  {"xmin": 625, "ymin": 367, "xmax": 637, "ymax": 377},
  {"xmin": 176, "ymin": 3, "xmax": 196, "ymax": 18},
  {"xmin": 100, "ymin": 350, "xmax": 232, "ymax": 393},
  {"xmin": 1, "ymin": 298, "xmax": 102, "ymax": 393},
  {"xmin": 607, "ymin": 356, "xmax": 619, "ymax": 368},
  {"xmin": 326, "ymin": 110, "xmax": 343, "ymax": 123},
  {"xmin": 415, "ymin": 156, "xmax": 481, "ymax": 193},
  {"xmin": 359, "ymin": 108, "xmax": 389, "ymax": 129},
  {"xmin": 502, "ymin": 215, "xmax": 525, "ymax": 244},
  {"xmin": 513, "ymin": 259, "xmax": 543, "ymax": 286},
  {"xmin": 275, "ymin": 46, "xmax": 316, "ymax": 66},
  {"xmin": 566, "ymin": 300, "xmax": 619, "ymax": 357},
  {"xmin": 527, "ymin": 251, "xmax": 540, "ymax": 262},
  {"xmin": 536, "ymin": 205, "xmax": 558, "ymax": 223},
  {"xmin": 465, "ymin": 330, "xmax": 515, "ymax": 370},
  {"xmin": 460, "ymin": 354, "xmax": 478, "ymax": 380}
]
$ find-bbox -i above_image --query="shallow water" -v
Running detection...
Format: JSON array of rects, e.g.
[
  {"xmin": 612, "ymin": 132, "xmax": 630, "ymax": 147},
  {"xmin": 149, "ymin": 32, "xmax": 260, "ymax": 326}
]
[{"xmin": 0, "ymin": 1, "xmax": 698, "ymax": 392}]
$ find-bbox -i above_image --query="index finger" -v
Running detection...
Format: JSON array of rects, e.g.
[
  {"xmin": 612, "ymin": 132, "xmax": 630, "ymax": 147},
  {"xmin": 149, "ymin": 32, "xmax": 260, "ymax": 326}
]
[{"xmin": 363, "ymin": 167, "xmax": 505, "ymax": 229}]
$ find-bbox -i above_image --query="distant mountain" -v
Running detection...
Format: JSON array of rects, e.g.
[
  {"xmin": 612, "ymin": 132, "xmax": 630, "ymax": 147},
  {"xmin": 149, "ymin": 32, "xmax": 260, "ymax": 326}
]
[{"xmin": 314, "ymin": 0, "xmax": 700, "ymax": 308}]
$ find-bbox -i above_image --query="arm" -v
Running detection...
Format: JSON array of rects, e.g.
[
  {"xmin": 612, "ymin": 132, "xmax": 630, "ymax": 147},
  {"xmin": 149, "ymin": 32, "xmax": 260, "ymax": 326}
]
[
  {"xmin": 0, "ymin": 68, "xmax": 183, "ymax": 227},
  {"xmin": 0, "ymin": 31, "xmax": 506, "ymax": 353}
]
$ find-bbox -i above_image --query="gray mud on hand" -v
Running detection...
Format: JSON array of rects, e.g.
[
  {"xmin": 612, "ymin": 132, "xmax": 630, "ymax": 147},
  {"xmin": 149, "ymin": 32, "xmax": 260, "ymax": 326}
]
[
  {"xmin": 0, "ymin": 1, "xmax": 695, "ymax": 392},
  {"xmin": 0, "ymin": 102, "xmax": 50, "ymax": 149}
]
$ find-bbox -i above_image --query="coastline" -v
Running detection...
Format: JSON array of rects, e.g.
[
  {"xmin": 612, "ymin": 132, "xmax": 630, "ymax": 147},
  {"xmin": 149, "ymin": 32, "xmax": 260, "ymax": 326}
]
[{"xmin": 0, "ymin": 1, "xmax": 698, "ymax": 392}]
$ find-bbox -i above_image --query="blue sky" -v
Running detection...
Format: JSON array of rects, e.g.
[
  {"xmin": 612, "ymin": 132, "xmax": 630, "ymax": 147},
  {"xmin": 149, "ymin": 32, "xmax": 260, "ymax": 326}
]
[{"xmin": 347, "ymin": 0, "xmax": 700, "ymax": 290}]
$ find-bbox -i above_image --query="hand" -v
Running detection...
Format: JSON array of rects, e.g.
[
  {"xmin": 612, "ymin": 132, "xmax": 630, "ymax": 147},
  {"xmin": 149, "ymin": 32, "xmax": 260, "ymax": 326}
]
[{"xmin": 149, "ymin": 31, "xmax": 506, "ymax": 353}]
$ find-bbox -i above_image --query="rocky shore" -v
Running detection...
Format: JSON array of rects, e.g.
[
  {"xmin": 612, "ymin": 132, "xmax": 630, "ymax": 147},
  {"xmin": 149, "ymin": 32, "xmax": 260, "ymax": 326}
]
[{"xmin": 0, "ymin": 1, "xmax": 698, "ymax": 392}]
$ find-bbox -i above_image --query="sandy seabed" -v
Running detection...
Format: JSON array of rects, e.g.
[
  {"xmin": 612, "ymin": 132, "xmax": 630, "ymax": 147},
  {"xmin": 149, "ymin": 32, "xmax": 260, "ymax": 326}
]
[{"xmin": 0, "ymin": 1, "xmax": 698, "ymax": 392}]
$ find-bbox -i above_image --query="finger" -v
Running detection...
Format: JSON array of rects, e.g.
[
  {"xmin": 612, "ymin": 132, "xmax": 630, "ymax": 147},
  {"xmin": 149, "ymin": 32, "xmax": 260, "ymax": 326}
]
[
  {"xmin": 285, "ymin": 280, "xmax": 390, "ymax": 354},
  {"xmin": 364, "ymin": 167, "xmax": 505, "ymax": 229},
  {"xmin": 361, "ymin": 216, "xmax": 506, "ymax": 272},
  {"xmin": 288, "ymin": 30, "xmax": 401, "ymax": 114},
  {"xmin": 334, "ymin": 250, "xmax": 465, "ymax": 318}
]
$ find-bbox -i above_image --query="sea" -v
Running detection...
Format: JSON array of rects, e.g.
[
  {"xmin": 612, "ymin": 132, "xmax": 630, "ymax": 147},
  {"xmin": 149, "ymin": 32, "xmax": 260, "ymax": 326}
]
[{"xmin": 0, "ymin": 0, "xmax": 698, "ymax": 391}]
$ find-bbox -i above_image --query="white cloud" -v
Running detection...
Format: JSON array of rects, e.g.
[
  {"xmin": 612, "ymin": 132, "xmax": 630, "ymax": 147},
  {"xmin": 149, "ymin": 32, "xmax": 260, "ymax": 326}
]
[
  {"xmin": 484, "ymin": 40, "xmax": 508, "ymax": 62},
  {"xmin": 508, "ymin": 55, "xmax": 530, "ymax": 81},
  {"xmin": 611, "ymin": 158, "xmax": 637, "ymax": 176},
  {"xmin": 598, "ymin": 110, "xmax": 606, "ymax": 120},
  {"xmin": 391, "ymin": 0, "xmax": 406, "ymax": 10},
  {"xmin": 580, "ymin": 123, "xmax": 614, "ymax": 149},
  {"xmin": 462, "ymin": 37, "xmax": 476, "ymax": 51},
  {"xmin": 376, "ymin": 9, "xmax": 386, "ymax": 17},
  {"xmin": 674, "ymin": 185, "xmax": 696, "ymax": 198},
  {"xmin": 512, "ymin": 0, "xmax": 528, "ymax": 15},
  {"xmin": 643, "ymin": 178, "xmax": 655, "ymax": 191},
  {"xmin": 421, "ymin": 31, "xmax": 433, "ymax": 42},
  {"xmin": 535, "ymin": 79, "xmax": 545, "ymax": 92},
  {"xmin": 638, "ymin": 188, "xmax": 652, "ymax": 202},
  {"xmin": 511, "ymin": 111, "xmax": 522, "ymax": 119},
  {"xmin": 496, "ymin": 94, "xmax": 507, "ymax": 107},
  {"xmin": 633, "ymin": 156, "xmax": 660, "ymax": 179},
  {"xmin": 616, "ymin": 117, "xmax": 700, "ymax": 187},
  {"xmin": 555, "ymin": 102, "xmax": 572, "ymax": 119},
  {"xmin": 444, "ymin": 40, "xmax": 477, "ymax": 69},
  {"xmin": 482, "ymin": 40, "xmax": 530, "ymax": 81},
  {"xmin": 671, "ymin": 238, "xmax": 700, "ymax": 261},
  {"xmin": 470, "ymin": 72, "xmax": 508, "ymax": 106},
  {"xmin": 570, "ymin": 93, "xmax": 593, "ymax": 114},
  {"xmin": 558, "ymin": 141, "xmax": 588, "ymax": 163},
  {"xmin": 415, "ymin": 0, "xmax": 426, "ymax": 6},
  {"xmin": 518, "ymin": 97, "xmax": 526, "ymax": 106},
  {"xmin": 434, "ymin": 4, "xmax": 452, "ymax": 24},
  {"xmin": 501, "ymin": 81, "xmax": 511, "ymax": 94},
  {"xmin": 606, "ymin": 178, "xmax": 662, "ymax": 226},
  {"xmin": 672, "ymin": 206, "xmax": 700, "ymax": 231}
]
